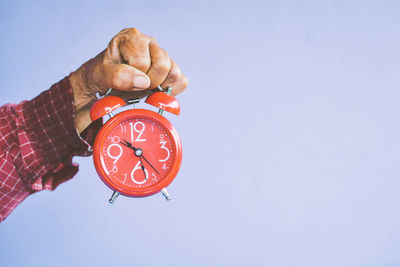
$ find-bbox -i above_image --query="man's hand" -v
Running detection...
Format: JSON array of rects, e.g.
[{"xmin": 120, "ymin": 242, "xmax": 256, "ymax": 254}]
[{"xmin": 70, "ymin": 28, "xmax": 188, "ymax": 133}]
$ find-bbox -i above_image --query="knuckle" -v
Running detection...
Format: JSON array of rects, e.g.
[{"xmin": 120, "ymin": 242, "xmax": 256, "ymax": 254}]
[
  {"xmin": 167, "ymin": 69, "xmax": 182, "ymax": 83},
  {"xmin": 154, "ymin": 61, "xmax": 170, "ymax": 73},
  {"xmin": 126, "ymin": 27, "xmax": 140, "ymax": 36},
  {"xmin": 117, "ymin": 28, "xmax": 141, "ymax": 42},
  {"xmin": 108, "ymin": 35, "xmax": 119, "ymax": 48}
]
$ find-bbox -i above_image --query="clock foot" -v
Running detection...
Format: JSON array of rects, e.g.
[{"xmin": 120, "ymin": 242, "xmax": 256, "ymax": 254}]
[
  {"xmin": 109, "ymin": 191, "xmax": 120, "ymax": 204},
  {"xmin": 161, "ymin": 188, "xmax": 171, "ymax": 201}
]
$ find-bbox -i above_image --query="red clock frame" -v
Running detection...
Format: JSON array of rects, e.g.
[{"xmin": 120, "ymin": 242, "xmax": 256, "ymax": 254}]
[{"xmin": 92, "ymin": 108, "xmax": 182, "ymax": 198}]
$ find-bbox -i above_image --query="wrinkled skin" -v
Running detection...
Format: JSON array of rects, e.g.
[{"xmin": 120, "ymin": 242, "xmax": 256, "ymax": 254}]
[{"xmin": 70, "ymin": 28, "xmax": 188, "ymax": 133}]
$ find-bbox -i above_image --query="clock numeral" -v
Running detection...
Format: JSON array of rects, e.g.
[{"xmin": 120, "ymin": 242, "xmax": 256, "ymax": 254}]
[
  {"xmin": 152, "ymin": 172, "xmax": 157, "ymax": 181},
  {"xmin": 112, "ymin": 165, "xmax": 118, "ymax": 173},
  {"xmin": 129, "ymin": 121, "xmax": 147, "ymax": 142},
  {"xmin": 110, "ymin": 136, "xmax": 120, "ymax": 144},
  {"xmin": 162, "ymin": 163, "xmax": 168, "ymax": 170},
  {"xmin": 107, "ymin": 143, "xmax": 123, "ymax": 164},
  {"xmin": 159, "ymin": 134, "xmax": 170, "ymax": 162},
  {"xmin": 120, "ymin": 125, "xmax": 127, "ymax": 133},
  {"xmin": 123, "ymin": 173, "xmax": 127, "ymax": 183},
  {"xmin": 131, "ymin": 161, "xmax": 148, "ymax": 184}
]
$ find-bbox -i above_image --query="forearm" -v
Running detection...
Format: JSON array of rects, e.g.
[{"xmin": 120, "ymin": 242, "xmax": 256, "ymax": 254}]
[{"xmin": 0, "ymin": 77, "xmax": 96, "ymax": 222}]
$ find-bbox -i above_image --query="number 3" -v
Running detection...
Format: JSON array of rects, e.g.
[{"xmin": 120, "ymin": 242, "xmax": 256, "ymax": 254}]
[{"xmin": 159, "ymin": 134, "xmax": 170, "ymax": 162}]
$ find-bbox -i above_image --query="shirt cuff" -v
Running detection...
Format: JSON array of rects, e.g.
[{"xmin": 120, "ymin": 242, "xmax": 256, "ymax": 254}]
[{"xmin": 16, "ymin": 77, "xmax": 100, "ymax": 191}]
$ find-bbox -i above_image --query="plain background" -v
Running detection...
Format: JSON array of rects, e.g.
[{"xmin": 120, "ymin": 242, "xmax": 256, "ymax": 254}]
[{"xmin": 1, "ymin": 0, "xmax": 400, "ymax": 266}]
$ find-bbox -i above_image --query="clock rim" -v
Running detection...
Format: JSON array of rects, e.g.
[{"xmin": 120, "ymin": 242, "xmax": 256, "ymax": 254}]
[{"xmin": 93, "ymin": 108, "xmax": 182, "ymax": 198}]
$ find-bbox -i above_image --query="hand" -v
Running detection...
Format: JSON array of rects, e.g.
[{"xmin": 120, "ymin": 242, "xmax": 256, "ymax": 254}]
[
  {"xmin": 70, "ymin": 28, "xmax": 189, "ymax": 133},
  {"xmin": 138, "ymin": 157, "xmax": 147, "ymax": 180}
]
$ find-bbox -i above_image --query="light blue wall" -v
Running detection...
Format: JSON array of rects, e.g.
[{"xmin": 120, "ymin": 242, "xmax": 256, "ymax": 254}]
[{"xmin": 1, "ymin": 0, "xmax": 400, "ymax": 266}]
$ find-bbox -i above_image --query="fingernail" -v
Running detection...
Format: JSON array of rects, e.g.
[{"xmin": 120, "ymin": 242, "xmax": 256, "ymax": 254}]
[{"xmin": 133, "ymin": 75, "xmax": 150, "ymax": 88}]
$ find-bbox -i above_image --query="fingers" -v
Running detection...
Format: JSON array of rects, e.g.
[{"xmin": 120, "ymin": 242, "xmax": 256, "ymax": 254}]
[
  {"xmin": 102, "ymin": 63, "xmax": 150, "ymax": 91},
  {"xmin": 118, "ymin": 29, "xmax": 151, "ymax": 73},
  {"xmin": 161, "ymin": 59, "xmax": 189, "ymax": 95},
  {"xmin": 147, "ymin": 41, "xmax": 171, "ymax": 89},
  {"xmin": 147, "ymin": 43, "xmax": 188, "ymax": 95},
  {"xmin": 104, "ymin": 28, "xmax": 188, "ymax": 95}
]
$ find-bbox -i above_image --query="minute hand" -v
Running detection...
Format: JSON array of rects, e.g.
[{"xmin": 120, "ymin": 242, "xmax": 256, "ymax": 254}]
[{"xmin": 140, "ymin": 154, "xmax": 159, "ymax": 174}]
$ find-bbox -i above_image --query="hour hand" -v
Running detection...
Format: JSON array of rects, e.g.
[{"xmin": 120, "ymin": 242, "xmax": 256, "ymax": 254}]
[
  {"xmin": 139, "ymin": 157, "xmax": 147, "ymax": 178},
  {"xmin": 120, "ymin": 139, "xmax": 136, "ymax": 151},
  {"xmin": 121, "ymin": 139, "xmax": 143, "ymax": 158}
]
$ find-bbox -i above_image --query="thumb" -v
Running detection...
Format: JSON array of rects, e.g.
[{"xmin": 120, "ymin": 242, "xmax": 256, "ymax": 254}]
[{"xmin": 104, "ymin": 63, "xmax": 150, "ymax": 91}]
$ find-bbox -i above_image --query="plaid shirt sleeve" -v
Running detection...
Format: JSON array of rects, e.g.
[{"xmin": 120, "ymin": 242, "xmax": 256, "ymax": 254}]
[{"xmin": 0, "ymin": 77, "xmax": 99, "ymax": 222}]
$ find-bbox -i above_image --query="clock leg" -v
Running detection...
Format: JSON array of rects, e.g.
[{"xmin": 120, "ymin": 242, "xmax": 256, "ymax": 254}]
[
  {"xmin": 161, "ymin": 188, "xmax": 171, "ymax": 201},
  {"xmin": 109, "ymin": 191, "xmax": 120, "ymax": 204}
]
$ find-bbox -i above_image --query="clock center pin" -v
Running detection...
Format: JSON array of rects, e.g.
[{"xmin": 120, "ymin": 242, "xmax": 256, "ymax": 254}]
[{"xmin": 134, "ymin": 148, "xmax": 143, "ymax": 157}]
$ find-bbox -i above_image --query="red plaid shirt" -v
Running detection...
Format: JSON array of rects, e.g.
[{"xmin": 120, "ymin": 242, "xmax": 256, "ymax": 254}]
[{"xmin": 0, "ymin": 77, "xmax": 98, "ymax": 222}]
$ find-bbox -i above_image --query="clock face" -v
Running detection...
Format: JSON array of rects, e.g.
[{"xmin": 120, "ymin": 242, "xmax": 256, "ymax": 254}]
[{"xmin": 93, "ymin": 109, "xmax": 182, "ymax": 197}]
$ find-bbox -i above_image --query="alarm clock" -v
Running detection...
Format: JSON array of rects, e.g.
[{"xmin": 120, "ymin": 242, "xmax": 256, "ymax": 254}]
[{"xmin": 90, "ymin": 87, "xmax": 182, "ymax": 203}]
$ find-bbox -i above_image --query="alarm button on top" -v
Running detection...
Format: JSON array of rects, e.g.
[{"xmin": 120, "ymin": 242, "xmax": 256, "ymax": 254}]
[
  {"xmin": 90, "ymin": 96, "xmax": 126, "ymax": 121},
  {"xmin": 145, "ymin": 91, "xmax": 180, "ymax": 115}
]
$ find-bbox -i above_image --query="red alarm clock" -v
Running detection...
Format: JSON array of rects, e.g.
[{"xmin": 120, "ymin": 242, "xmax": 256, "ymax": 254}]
[{"xmin": 90, "ymin": 87, "xmax": 182, "ymax": 203}]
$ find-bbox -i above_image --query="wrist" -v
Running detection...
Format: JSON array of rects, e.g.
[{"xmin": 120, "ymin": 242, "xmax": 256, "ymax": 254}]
[
  {"xmin": 70, "ymin": 61, "xmax": 98, "ymax": 133},
  {"xmin": 70, "ymin": 65, "xmax": 92, "ymax": 112}
]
